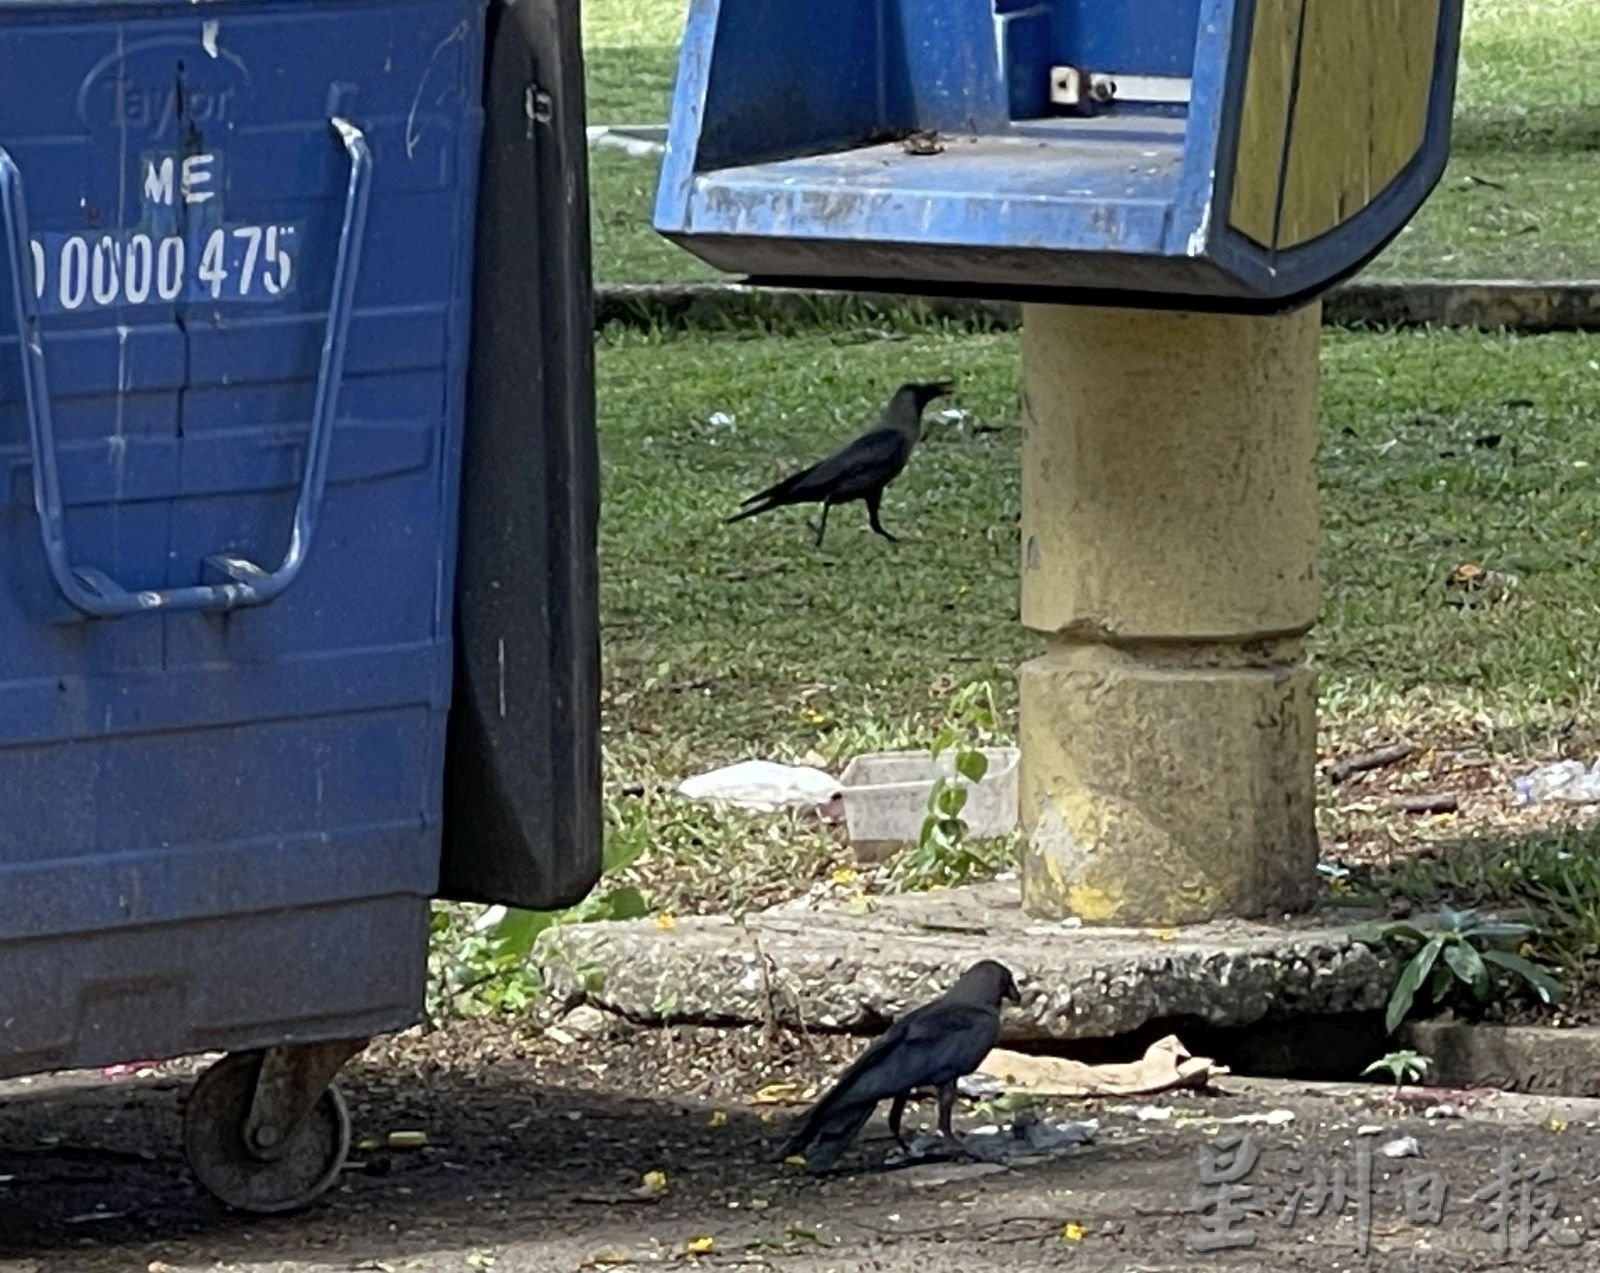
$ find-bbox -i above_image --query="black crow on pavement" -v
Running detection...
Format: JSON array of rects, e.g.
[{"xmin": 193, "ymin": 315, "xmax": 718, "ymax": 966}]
[{"xmin": 781, "ymin": 959, "xmax": 1021, "ymax": 1173}]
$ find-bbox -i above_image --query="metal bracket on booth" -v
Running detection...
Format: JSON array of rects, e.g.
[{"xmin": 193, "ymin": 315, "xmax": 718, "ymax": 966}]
[
  {"xmin": 1049, "ymin": 66, "xmax": 1192, "ymax": 110},
  {"xmin": 0, "ymin": 117, "xmax": 373, "ymax": 619}
]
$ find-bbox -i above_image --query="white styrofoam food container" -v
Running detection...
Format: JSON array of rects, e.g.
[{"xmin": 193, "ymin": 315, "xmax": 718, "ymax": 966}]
[{"xmin": 838, "ymin": 746, "xmax": 1020, "ymax": 861}]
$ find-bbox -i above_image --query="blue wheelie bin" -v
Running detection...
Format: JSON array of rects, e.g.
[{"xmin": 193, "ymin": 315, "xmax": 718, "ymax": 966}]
[{"xmin": 0, "ymin": 0, "xmax": 600, "ymax": 1213}]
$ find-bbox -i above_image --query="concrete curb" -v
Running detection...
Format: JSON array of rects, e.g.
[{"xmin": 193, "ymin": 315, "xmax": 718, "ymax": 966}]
[
  {"xmin": 1402, "ymin": 1020, "xmax": 1600, "ymax": 1098},
  {"xmin": 537, "ymin": 881, "xmax": 1399, "ymax": 1045},
  {"xmin": 585, "ymin": 124, "xmax": 667, "ymax": 157},
  {"xmin": 594, "ymin": 279, "xmax": 1600, "ymax": 335}
]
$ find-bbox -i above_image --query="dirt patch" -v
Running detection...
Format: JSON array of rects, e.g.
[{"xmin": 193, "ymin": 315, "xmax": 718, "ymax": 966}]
[
  {"xmin": 3, "ymin": 1021, "xmax": 1599, "ymax": 1272},
  {"xmin": 1320, "ymin": 731, "xmax": 1599, "ymax": 872}
]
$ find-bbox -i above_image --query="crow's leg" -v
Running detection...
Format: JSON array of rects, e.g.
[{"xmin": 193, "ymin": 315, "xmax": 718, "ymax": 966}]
[
  {"xmin": 936, "ymin": 1084, "xmax": 964, "ymax": 1150},
  {"xmin": 888, "ymin": 1092, "xmax": 911, "ymax": 1153},
  {"xmin": 809, "ymin": 500, "xmax": 832, "ymax": 548},
  {"xmin": 935, "ymin": 1083, "xmax": 992, "ymax": 1162},
  {"xmin": 865, "ymin": 490, "xmax": 898, "ymax": 542}
]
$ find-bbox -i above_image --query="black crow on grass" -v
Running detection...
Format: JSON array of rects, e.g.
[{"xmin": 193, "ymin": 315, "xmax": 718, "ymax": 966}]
[{"xmin": 726, "ymin": 380, "xmax": 954, "ymax": 547}]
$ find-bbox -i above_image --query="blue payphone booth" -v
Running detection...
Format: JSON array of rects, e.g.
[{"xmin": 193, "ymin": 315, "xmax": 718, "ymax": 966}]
[
  {"xmin": 0, "ymin": 0, "xmax": 599, "ymax": 1213},
  {"xmin": 654, "ymin": 0, "xmax": 1464, "ymax": 310}
]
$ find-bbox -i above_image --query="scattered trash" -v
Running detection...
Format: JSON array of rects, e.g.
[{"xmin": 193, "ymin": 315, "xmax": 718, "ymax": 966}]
[
  {"xmin": 99, "ymin": 1061, "xmax": 157, "ymax": 1079},
  {"xmin": 64, "ymin": 1207, "xmax": 129, "ymax": 1224},
  {"xmin": 1423, "ymin": 1103, "xmax": 1461, "ymax": 1120},
  {"xmin": 1012, "ymin": 1116, "xmax": 1099, "ymax": 1155},
  {"xmin": 1208, "ymin": 1109, "xmax": 1296, "ymax": 1128},
  {"xmin": 1356, "ymin": 1124, "xmax": 1385, "ymax": 1137},
  {"xmin": 930, "ymin": 406, "xmax": 988, "ymax": 438},
  {"xmin": 584, "ymin": 124, "xmax": 667, "ymax": 157},
  {"xmin": 1442, "ymin": 562, "xmax": 1518, "ymax": 608},
  {"xmin": 1514, "ymin": 759, "xmax": 1600, "ymax": 806},
  {"xmin": 554, "ymin": 1004, "xmax": 615, "ymax": 1043},
  {"xmin": 840, "ymin": 747, "xmax": 1018, "ymax": 861},
  {"xmin": 889, "ymin": 1111, "xmax": 1097, "ymax": 1180},
  {"xmin": 676, "ymin": 760, "xmax": 842, "ymax": 815},
  {"xmin": 387, "ymin": 1130, "xmax": 429, "ymax": 1150},
  {"xmin": 1108, "ymin": 1104, "xmax": 1175, "ymax": 1122},
  {"xmin": 471, "ymin": 904, "xmax": 511, "ymax": 933},
  {"xmin": 1022, "ymin": 915, "xmax": 1083, "ymax": 933},
  {"xmin": 706, "ymin": 411, "xmax": 736, "ymax": 431},
  {"xmin": 957, "ymin": 1072, "xmax": 1006, "ymax": 1100},
  {"xmin": 1316, "ymin": 862, "xmax": 1351, "ymax": 879},
  {"xmin": 1391, "ymin": 793, "xmax": 1459, "ymax": 816},
  {"xmin": 1381, "ymin": 1136, "xmax": 1422, "ymax": 1159},
  {"xmin": 965, "ymin": 1034, "xmax": 1225, "ymax": 1099}
]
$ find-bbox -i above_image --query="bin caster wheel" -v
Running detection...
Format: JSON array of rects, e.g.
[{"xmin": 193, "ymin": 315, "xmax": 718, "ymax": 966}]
[{"xmin": 183, "ymin": 1052, "xmax": 352, "ymax": 1214}]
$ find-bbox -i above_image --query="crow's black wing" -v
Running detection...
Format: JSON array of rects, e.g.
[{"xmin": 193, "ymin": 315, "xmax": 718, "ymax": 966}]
[
  {"xmin": 740, "ymin": 426, "xmax": 912, "ymax": 508},
  {"xmin": 837, "ymin": 1002, "xmax": 1001, "ymax": 1096}
]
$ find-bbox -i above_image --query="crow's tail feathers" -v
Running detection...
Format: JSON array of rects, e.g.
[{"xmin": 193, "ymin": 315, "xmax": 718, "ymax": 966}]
[
  {"xmin": 780, "ymin": 1100, "xmax": 876, "ymax": 1173},
  {"xmin": 724, "ymin": 498, "xmax": 775, "ymax": 526},
  {"xmin": 729, "ymin": 459, "xmax": 825, "ymax": 520}
]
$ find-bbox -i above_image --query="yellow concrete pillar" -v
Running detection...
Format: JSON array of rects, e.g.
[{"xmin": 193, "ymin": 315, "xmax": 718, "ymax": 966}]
[{"xmin": 1018, "ymin": 302, "xmax": 1322, "ymax": 925}]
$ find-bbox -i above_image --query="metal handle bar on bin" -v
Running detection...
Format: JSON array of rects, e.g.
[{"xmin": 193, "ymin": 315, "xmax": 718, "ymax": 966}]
[{"xmin": 0, "ymin": 117, "xmax": 373, "ymax": 618}]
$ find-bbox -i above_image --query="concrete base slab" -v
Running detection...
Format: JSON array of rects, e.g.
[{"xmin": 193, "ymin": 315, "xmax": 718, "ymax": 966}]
[
  {"xmin": 1402, "ymin": 1020, "xmax": 1600, "ymax": 1097},
  {"xmin": 592, "ymin": 279, "xmax": 1600, "ymax": 337},
  {"xmin": 538, "ymin": 881, "xmax": 1398, "ymax": 1043}
]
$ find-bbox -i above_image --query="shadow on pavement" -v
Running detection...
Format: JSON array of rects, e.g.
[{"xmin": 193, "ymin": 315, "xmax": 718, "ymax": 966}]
[{"xmin": 0, "ymin": 1054, "xmax": 798, "ymax": 1267}]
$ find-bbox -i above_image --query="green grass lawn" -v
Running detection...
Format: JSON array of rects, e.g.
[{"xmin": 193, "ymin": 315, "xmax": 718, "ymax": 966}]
[
  {"xmin": 582, "ymin": 0, "xmax": 1600, "ymax": 136},
  {"xmin": 597, "ymin": 325, "xmax": 1600, "ymax": 966},
  {"xmin": 581, "ymin": 0, "xmax": 683, "ymax": 123},
  {"xmin": 600, "ymin": 325, "xmax": 1600, "ymax": 766},
  {"xmin": 580, "ymin": 0, "xmax": 1600, "ymax": 284}
]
